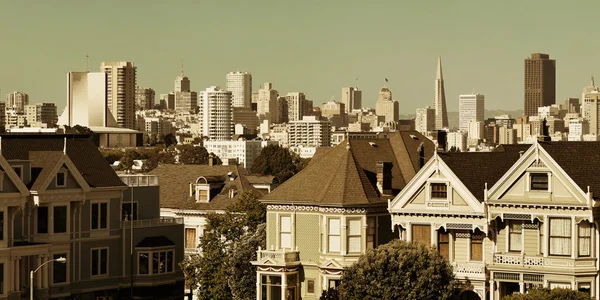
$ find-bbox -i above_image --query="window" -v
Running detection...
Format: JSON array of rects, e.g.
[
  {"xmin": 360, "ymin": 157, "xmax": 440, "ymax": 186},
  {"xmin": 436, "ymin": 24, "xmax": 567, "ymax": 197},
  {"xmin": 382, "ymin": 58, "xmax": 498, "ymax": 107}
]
[
  {"xmin": 328, "ymin": 279, "xmax": 340, "ymax": 289},
  {"xmin": 307, "ymin": 279, "xmax": 315, "ymax": 294},
  {"xmin": 438, "ymin": 229, "xmax": 449, "ymax": 259},
  {"xmin": 431, "ymin": 183, "xmax": 447, "ymax": 199},
  {"xmin": 198, "ymin": 189, "xmax": 208, "ymax": 202},
  {"xmin": 549, "ymin": 218, "xmax": 571, "ymax": 256},
  {"xmin": 0, "ymin": 212, "xmax": 4, "ymax": 241},
  {"xmin": 412, "ymin": 224, "xmax": 431, "ymax": 246},
  {"xmin": 328, "ymin": 219, "xmax": 340, "ymax": 253},
  {"xmin": 280, "ymin": 216, "xmax": 292, "ymax": 249},
  {"xmin": 530, "ymin": 173, "xmax": 548, "ymax": 191},
  {"xmin": 151, "ymin": 250, "xmax": 174, "ymax": 274},
  {"xmin": 91, "ymin": 202, "xmax": 108, "ymax": 230},
  {"xmin": 53, "ymin": 206, "xmax": 67, "ymax": 233},
  {"xmin": 12, "ymin": 166, "xmax": 22, "ymax": 180},
  {"xmin": 509, "ymin": 221, "xmax": 522, "ymax": 252},
  {"xmin": 366, "ymin": 217, "xmax": 376, "ymax": 250},
  {"xmin": 470, "ymin": 232, "xmax": 484, "ymax": 261},
  {"xmin": 122, "ymin": 203, "xmax": 138, "ymax": 221},
  {"xmin": 56, "ymin": 172, "xmax": 66, "ymax": 187},
  {"xmin": 578, "ymin": 283, "xmax": 591, "ymax": 296},
  {"xmin": 91, "ymin": 248, "xmax": 108, "ymax": 276},
  {"xmin": 185, "ymin": 228, "xmax": 197, "ymax": 249},
  {"xmin": 53, "ymin": 254, "xmax": 67, "ymax": 283},
  {"xmin": 579, "ymin": 221, "xmax": 592, "ymax": 257},
  {"xmin": 139, "ymin": 253, "xmax": 149, "ymax": 274},
  {"xmin": 347, "ymin": 219, "xmax": 361, "ymax": 253},
  {"xmin": 37, "ymin": 206, "xmax": 49, "ymax": 234}
]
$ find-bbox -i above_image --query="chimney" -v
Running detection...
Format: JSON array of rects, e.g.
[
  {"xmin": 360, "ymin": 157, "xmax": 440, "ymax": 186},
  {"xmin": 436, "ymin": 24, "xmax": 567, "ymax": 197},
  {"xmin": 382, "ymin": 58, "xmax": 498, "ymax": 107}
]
[
  {"xmin": 376, "ymin": 161, "xmax": 393, "ymax": 195},
  {"xmin": 208, "ymin": 154, "xmax": 214, "ymax": 166}
]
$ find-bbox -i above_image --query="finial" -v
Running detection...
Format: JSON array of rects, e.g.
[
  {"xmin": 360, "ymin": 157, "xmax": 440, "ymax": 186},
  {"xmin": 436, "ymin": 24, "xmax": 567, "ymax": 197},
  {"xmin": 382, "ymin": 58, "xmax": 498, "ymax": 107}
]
[{"xmin": 63, "ymin": 137, "xmax": 67, "ymax": 155}]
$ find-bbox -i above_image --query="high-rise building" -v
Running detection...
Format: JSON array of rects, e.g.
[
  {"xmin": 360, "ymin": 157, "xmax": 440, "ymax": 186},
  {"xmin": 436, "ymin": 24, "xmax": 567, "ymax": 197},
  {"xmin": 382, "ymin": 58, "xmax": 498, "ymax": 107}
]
[
  {"xmin": 101, "ymin": 61, "xmax": 137, "ymax": 129},
  {"xmin": 341, "ymin": 87, "xmax": 362, "ymax": 113},
  {"xmin": 7, "ymin": 91, "xmax": 29, "ymax": 114},
  {"xmin": 175, "ymin": 91, "xmax": 198, "ymax": 112},
  {"xmin": 285, "ymin": 92, "xmax": 310, "ymax": 122},
  {"xmin": 434, "ymin": 57, "xmax": 449, "ymax": 129},
  {"xmin": 160, "ymin": 93, "xmax": 175, "ymax": 110},
  {"xmin": 415, "ymin": 106, "xmax": 435, "ymax": 134},
  {"xmin": 257, "ymin": 82, "xmax": 279, "ymax": 123},
  {"xmin": 62, "ymin": 72, "xmax": 116, "ymax": 128},
  {"xmin": 582, "ymin": 81, "xmax": 600, "ymax": 135},
  {"xmin": 226, "ymin": 71, "xmax": 252, "ymax": 108},
  {"xmin": 459, "ymin": 93, "xmax": 485, "ymax": 132},
  {"xmin": 321, "ymin": 101, "xmax": 347, "ymax": 128},
  {"xmin": 198, "ymin": 86, "xmax": 233, "ymax": 140},
  {"xmin": 375, "ymin": 87, "xmax": 399, "ymax": 123},
  {"xmin": 288, "ymin": 116, "xmax": 332, "ymax": 147},
  {"xmin": 277, "ymin": 97, "xmax": 289, "ymax": 124},
  {"xmin": 524, "ymin": 53, "xmax": 556, "ymax": 118},
  {"xmin": 174, "ymin": 66, "xmax": 191, "ymax": 93},
  {"xmin": 135, "ymin": 87, "xmax": 155, "ymax": 110},
  {"xmin": 25, "ymin": 103, "xmax": 58, "ymax": 127}
]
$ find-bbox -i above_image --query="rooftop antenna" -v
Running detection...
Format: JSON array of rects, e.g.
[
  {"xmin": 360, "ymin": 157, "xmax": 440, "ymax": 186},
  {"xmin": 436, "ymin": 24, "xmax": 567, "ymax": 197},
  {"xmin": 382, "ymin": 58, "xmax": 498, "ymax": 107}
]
[
  {"xmin": 86, "ymin": 53, "xmax": 89, "ymax": 73},
  {"xmin": 592, "ymin": 75, "xmax": 595, "ymax": 87},
  {"xmin": 181, "ymin": 57, "xmax": 184, "ymax": 76},
  {"xmin": 355, "ymin": 77, "xmax": 359, "ymax": 89}
]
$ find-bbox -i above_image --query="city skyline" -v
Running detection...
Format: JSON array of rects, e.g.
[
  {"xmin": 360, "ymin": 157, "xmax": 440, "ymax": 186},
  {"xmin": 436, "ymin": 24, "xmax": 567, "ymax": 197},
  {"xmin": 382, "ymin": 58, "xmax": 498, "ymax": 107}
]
[{"xmin": 1, "ymin": 1, "xmax": 600, "ymax": 115}]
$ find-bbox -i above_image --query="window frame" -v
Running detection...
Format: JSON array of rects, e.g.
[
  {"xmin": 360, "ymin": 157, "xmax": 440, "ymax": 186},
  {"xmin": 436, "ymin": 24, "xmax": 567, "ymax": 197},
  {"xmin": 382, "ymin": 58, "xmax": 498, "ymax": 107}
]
[
  {"xmin": 430, "ymin": 183, "xmax": 448, "ymax": 199},
  {"xmin": 470, "ymin": 232, "xmax": 484, "ymax": 261},
  {"xmin": 529, "ymin": 173, "xmax": 549, "ymax": 191},
  {"xmin": 306, "ymin": 279, "xmax": 315, "ymax": 294},
  {"xmin": 12, "ymin": 165, "xmax": 23, "ymax": 181},
  {"xmin": 549, "ymin": 218, "xmax": 572, "ymax": 256},
  {"xmin": 578, "ymin": 221, "xmax": 592, "ymax": 257},
  {"xmin": 438, "ymin": 229, "xmax": 450, "ymax": 259},
  {"xmin": 53, "ymin": 205, "xmax": 68, "ymax": 234},
  {"xmin": 122, "ymin": 202, "xmax": 138, "ymax": 221},
  {"xmin": 347, "ymin": 218, "xmax": 362, "ymax": 254},
  {"xmin": 185, "ymin": 228, "xmax": 197, "ymax": 249},
  {"xmin": 52, "ymin": 253, "xmax": 68, "ymax": 284},
  {"xmin": 327, "ymin": 218, "xmax": 341, "ymax": 253},
  {"xmin": 90, "ymin": 247, "xmax": 109, "ymax": 277},
  {"xmin": 55, "ymin": 171, "xmax": 67, "ymax": 188},
  {"xmin": 36, "ymin": 206, "xmax": 49, "ymax": 234},
  {"xmin": 137, "ymin": 249, "xmax": 175, "ymax": 275},
  {"xmin": 91, "ymin": 201, "xmax": 109, "ymax": 230},
  {"xmin": 279, "ymin": 215, "xmax": 292, "ymax": 250},
  {"xmin": 508, "ymin": 220, "xmax": 522, "ymax": 252},
  {"xmin": 366, "ymin": 217, "xmax": 376, "ymax": 250}
]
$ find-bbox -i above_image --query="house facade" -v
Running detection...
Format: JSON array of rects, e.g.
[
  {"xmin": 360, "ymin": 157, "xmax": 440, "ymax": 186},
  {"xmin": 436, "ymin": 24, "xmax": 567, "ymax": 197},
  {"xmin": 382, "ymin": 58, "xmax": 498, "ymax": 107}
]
[
  {"xmin": 253, "ymin": 131, "xmax": 435, "ymax": 300},
  {"xmin": 389, "ymin": 141, "xmax": 600, "ymax": 299},
  {"xmin": 0, "ymin": 134, "xmax": 184, "ymax": 300}
]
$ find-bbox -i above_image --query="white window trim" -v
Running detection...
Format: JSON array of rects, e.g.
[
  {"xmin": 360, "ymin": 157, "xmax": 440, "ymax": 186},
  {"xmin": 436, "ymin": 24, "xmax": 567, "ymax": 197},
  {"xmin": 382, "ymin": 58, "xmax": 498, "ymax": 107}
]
[
  {"xmin": 346, "ymin": 218, "xmax": 362, "ymax": 254},
  {"xmin": 279, "ymin": 215, "xmax": 292, "ymax": 250},
  {"xmin": 426, "ymin": 180, "xmax": 452, "ymax": 209},
  {"xmin": 55, "ymin": 171, "xmax": 67, "ymax": 188},
  {"xmin": 90, "ymin": 201, "xmax": 110, "ymax": 231},
  {"xmin": 327, "ymin": 218, "xmax": 341, "ymax": 254},
  {"xmin": 90, "ymin": 247, "xmax": 109, "ymax": 278},
  {"xmin": 527, "ymin": 172, "xmax": 551, "ymax": 192},
  {"xmin": 137, "ymin": 249, "xmax": 175, "ymax": 275},
  {"xmin": 195, "ymin": 185, "xmax": 210, "ymax": 203},
  {"xmin": 50, "ymin": 252, "xmax": 69, "ymax": 285},
  {"xmin": 185, "ymin": 228, "xmax": 197, "ymax": 249}
]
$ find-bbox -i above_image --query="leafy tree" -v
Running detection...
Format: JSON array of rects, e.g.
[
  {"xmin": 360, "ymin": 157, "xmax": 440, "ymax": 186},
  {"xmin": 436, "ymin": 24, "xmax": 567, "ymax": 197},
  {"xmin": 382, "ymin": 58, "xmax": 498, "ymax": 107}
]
[
  {"xmin": 99, "ymin": 148, "xmax": 123, "ymax": 165},
  {"xmin": 251, "ymin": 145, "xmax": 309, "ymax": 183},
  {"xmin": 502, "ymin": 287, "xmax": 591, "ymax": 300},
  {"xmin": 320, "ymin": 288, "xmax": 340, "ymax": 300},
  {"xmin": 177, "ymin": 144, "xmax": 209, "ymax": 164},
  {"xmin": 337, "ymin": 239, "xmax": 455, "ymax": 300},
  {"xmin": 164, "ymin": 133, "xmax": 177, "ymax": 147},
  {"xmin": 449, "ymin": 146, "xmax": 460, "ymax": 153},
  {"xmin": 72, "ymin": 125, "xmax": 100, "ymax": 146},
  {"xmin": 209, "ymin": 152, "xmax": 223, "ymax": 165},
  {"xmin": 180, "ymin": 192, "xmax": 266, "ymax": 300}
]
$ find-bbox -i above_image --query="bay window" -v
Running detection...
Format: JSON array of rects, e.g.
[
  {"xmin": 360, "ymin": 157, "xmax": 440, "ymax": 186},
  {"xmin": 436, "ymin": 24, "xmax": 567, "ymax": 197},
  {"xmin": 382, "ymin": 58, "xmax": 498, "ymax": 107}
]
[
  {"xmin": 366, "ymin": 217, "xmax": 376, "ymax": 250},
  {"xmin": 347, "ymin": 219, "xmax": 361, "ymax": 253},
  {"xmin": 280, "ymin": 216, "xmax": 291, "ymax": 249},
  {"xmin": 509, "ymin": 221, "xmax": 522, "ymax": 252},
  {"xmin": 139, "ymin": 250, "xmax": 174, "ymax": 275},
  {"xmin": 578, "ymin": 221, "xmax": 592, "ymax": 257},
  {"xmin": 549, "ymin": 218, "xmax": 571, "ymax": 256},
  {"xmin": 328, "ymin": 219, "xmax": 340, "ymax": 253}
]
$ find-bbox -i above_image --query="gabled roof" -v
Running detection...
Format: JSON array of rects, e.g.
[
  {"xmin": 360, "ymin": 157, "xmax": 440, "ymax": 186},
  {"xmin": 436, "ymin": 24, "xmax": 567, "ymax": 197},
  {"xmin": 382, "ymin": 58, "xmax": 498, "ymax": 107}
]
[
  {"xmin": 28, "ymin": 151, "xmax": 91, "ymax": 192},
  {"xmin": 146, "ymin": 164, "xmax": 258, "ymax": 211},
  {"xmin": 262, "ymin": 131, "xmax": 435, "ymax": 207},
  {"xmin": 0, "ymin": 134, "xmax": 125, "ymax": 188}
]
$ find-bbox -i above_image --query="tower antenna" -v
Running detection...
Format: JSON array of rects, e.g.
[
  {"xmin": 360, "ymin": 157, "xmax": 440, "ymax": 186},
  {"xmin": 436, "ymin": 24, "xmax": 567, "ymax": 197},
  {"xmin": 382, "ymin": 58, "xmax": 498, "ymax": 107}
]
[{"xmin": 181, "ymin": 58, "xmax": 184, "ymax": 76}]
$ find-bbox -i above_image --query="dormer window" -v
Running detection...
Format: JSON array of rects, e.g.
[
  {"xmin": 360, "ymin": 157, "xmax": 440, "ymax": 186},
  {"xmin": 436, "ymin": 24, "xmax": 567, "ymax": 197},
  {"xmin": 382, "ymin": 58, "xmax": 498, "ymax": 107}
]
[
  {"xmin": 198, "ymin": 189, "xmax": 208, "ymax": 202},
  {"xmin": 530, "ymin": 173, "xmax": 549, "ymax": 191},
  {"xmin": 431, "ymin": 183, "xmax": 447, "ymax": 199},
  {"xmin": 12, "ymin": 166, "xmax": 22, "ymax": 180},
  {"xmin": 56, "ymin": 171, "xmax": 67, "ymax": 188}
]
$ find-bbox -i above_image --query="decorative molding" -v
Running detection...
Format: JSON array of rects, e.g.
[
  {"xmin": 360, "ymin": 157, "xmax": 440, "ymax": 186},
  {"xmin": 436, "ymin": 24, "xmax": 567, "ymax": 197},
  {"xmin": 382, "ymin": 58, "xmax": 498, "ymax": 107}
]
[
  {"xmin": 266, "ymin": 204, "xmax": 388, "ymax": 214},
  {"xmin": 455, "ymin": 232, "xmax": 470, "ymax": 238},
  {"xmin": 257, "ymin": 266, "xmax": 298, "ymax": 273},
  {"xmin": 446, "ymin": 223, "xmax": 473, "ymax": 230},
  {"xmin": 503, "ymin": 213, "xmax": 532, "ymax": 221},
  {"xmin": 320, "ymin": 269, "xmax": 344, "ymax": 275},
  {"xmin": 523, "ymin": 223, "xmax": 539, "ymax": 229}
]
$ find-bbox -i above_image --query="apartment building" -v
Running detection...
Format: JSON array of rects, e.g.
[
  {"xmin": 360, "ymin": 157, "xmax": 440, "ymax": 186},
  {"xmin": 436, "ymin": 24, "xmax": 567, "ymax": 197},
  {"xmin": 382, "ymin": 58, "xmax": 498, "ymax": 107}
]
[{"xmin": 287, "ymin": 116, "xmax": 332, "ymax": 148}]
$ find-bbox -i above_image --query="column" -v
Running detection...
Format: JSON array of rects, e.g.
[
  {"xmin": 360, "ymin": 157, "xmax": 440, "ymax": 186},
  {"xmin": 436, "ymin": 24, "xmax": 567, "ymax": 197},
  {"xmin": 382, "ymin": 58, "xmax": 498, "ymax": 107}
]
[
  {"xmin": 489, "ymin": 271, "xmax": 495, "ymax": 300},
  {"xmin": 543, "ymin": 216, "xmax": 549, "ymax": 257},
  {"xmin": 519, "ymin": 280, "xmax": 525, "ymax": 294},
  {"xmin": 256, "ymin": 272, "xmax": 261, "ymax": 300},
  {"xmin": 572, "ymin": 216, "xmax": 577, "ymax": 259},
  {"xmin": 37, "ymin": 256, "xmax": 42, "ymax": 289},
  {"xmin": 281, "ymin": 274, "xmax": 287, "ymax": 300},
  {"xmin": 43, "ymin": 256, "xmax": 49, "ymax": 288},
  {"xmin": 432, "ymin": 225, "xmax": 438, "ymax": 248}
]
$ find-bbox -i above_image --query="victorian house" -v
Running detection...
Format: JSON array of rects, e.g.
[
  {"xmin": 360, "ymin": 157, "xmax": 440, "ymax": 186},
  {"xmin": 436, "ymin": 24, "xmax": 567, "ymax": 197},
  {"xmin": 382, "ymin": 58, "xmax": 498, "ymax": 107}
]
[
  {"xmin": 0, "ymin": 134, "xmax": 184, "ymax": 300},
  {"xmin": 252, "ymin": 131, "xmax": 435, "ymax": 300},
  {"xmin": 389, "ymin": 141, "xmax": 600, "ymax": 299}
]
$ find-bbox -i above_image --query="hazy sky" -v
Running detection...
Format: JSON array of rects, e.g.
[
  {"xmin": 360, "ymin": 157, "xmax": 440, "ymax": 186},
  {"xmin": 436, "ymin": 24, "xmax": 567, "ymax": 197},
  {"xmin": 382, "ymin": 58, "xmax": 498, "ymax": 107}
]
[{"xmin": 1, "ymin": 0, "xmax": 599, "ymax": 115}]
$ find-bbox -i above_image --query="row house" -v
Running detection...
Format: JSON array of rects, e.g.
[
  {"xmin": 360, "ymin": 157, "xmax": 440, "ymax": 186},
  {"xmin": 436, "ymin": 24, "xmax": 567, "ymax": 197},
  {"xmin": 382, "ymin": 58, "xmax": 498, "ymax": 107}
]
[
  {"xmin": 389, "ymin": 141, "xmax": 600, "ymax": 299},
  {"xmin": 0, "ymin": 134, "xmax": 184, "ymax": 300},
  {"xmin": 252, "ymin": 131, "xmax": 435, "ymax": 300}
]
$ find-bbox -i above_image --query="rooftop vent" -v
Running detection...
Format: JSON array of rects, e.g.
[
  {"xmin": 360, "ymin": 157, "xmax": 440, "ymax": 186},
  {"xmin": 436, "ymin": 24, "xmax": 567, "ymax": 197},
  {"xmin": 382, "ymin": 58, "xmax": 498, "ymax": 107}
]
[
  {"xmin": 369, "ymin": 142, "xmax": 378, "ymax": 147},
  {"xmin": 410, "ymin": 134, "xmax": 418, "ymax": 140}
]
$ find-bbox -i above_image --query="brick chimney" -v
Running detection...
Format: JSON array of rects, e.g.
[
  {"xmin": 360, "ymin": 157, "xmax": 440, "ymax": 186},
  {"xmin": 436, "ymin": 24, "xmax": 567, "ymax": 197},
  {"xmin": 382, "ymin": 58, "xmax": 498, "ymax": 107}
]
[{"xmin": 376, "ymin": 161, "xmax": 393, "ymax": 195}]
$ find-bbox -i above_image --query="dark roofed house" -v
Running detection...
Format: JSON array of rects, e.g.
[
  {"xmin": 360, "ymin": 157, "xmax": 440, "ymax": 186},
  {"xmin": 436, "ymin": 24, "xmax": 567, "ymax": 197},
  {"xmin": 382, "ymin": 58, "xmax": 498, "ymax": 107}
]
[{"xmin": 251, "ymin": 131, "xmax": 435, "ymax": 300}]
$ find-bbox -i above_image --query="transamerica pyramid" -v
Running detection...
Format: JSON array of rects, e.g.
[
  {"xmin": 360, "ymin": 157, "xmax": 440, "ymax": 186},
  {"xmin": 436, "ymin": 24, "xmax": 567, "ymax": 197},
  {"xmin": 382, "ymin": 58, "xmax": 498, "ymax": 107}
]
[{"xmin": 434, "ymin": 56, "xmax": 448, "ymax": 129}]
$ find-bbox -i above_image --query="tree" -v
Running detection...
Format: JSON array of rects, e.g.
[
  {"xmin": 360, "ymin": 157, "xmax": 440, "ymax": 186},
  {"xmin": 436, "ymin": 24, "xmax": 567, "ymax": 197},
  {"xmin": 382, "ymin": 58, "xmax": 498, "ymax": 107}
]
[
  {"xmin": 180, "ymin": 192, "xmax": 266, "ymax": 300},
  {"xmin": 502, "ymin": 287, "xmax": 591, "ymax": 300},
  {"xmin": 177, "ymin": 144, "xmax": 209, "ymax": 164},
  {"xmin": 164, "ymin": 133, "xmax": 177, "ymax": 147},
  {"xmin": 251, "ymin": 145, "xmax": 309, "ymax": 183},
  {"xmin": 320, "ymin": 288, "xmax": 340, "ymax": 300},
  {"xmin": 72, "ymin": 125, "xmax": 100, "ymax": 146},
  {"xmin": 337, "ymin": 239, "xmax": 455, "ymax": 300},
  {"xmin": 449, "ymin": 146, "xmax": 460, "ymax": 153}
]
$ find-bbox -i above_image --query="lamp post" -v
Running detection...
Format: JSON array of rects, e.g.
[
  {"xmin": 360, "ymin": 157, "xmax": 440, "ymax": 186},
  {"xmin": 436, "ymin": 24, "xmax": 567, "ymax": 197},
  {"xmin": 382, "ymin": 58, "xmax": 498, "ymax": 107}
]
[{"xmin": 30, "ymin": 257, "xmax": 66, "ymax": 300}]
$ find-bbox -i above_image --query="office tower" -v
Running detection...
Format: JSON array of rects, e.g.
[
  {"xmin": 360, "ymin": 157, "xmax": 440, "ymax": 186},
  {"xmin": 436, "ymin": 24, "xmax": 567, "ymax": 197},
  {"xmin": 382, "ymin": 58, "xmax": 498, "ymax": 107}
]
[
  {"xmin": 434, "ymin": 57, "xmax": 449, "ymax": 129},
  {"xmin": 321, "ymin": 101, "xmax": 347, "ymax": 128},
  {"xmin": 288, "ymin": 116, "xmax": 332, "ymax": 147},
  {"xmin": 175, "ymin": 91, "xmax": 198, "ymax": 112},
  {"xmin": 226, "ymin": 71, "xmax": 252, "ymax": 108},
  {"xmin": 160, "ymin": 93, "xmax": 175, "ymax": 110},
  {"xmin": 459, "ymin": 93, "xmax": 485, "ymax": 132},
  {"xmin": 135, "ymin": 87, "xmax": 156, "ymax": 110},
  {"xmin": 447, "ymin": 132, "xmax": 467, "ymax": 152},
  {"xmin": 341, "ymin": 87, "xmax": 362, "ymax": 113},
  {"xmin": 524, "ymin": 53, "xmax": 556, "ymax": 118},
  {"xmin": 257, "ymin": 82, "xmax": 279, "ymax": 123},
  {"xmin": 375, "ymin": 87, "xmax": 399, "ymax": 123},
  {"xmin": 63, "ymin": 72, "xmax": 116, "ymax": 127},
  {"xmin": 174, "ymin": 65, "xmax": 190, "ymax": 93},
  {"xmin": 285, "ymin": 92, "xmax": 310, "ymax": 122},
  {"xmin": 415, "ymin": 106, "xmax": 435, "ymax": 134},
  {"xmin": 468, "ymin": 120, "xmax": 485, "ymax": 140},
  {"xmin": 25, "ymin": 103, "xmax": 58, "ymax": 127},
  {"xmin": 101, "ymin": 61, "xmax": 136, "ymax": 129},
  {"xmin": 6, "ymin": 91, "xmax": 29, "ymax": 114},
  {"xmin": 198, "ymin": 86, "xmax": 233, "ymax": 140},
  {"xmin": 582, "ymin": 80, "xmax": 600, "ymax": 135},
  {"xmin": 563, "ymin": 97, "xmax": 580, "ymax": 114},
  {"xmin": 277, "ymin": 97, "xmax": 289, "ymax": 124}
]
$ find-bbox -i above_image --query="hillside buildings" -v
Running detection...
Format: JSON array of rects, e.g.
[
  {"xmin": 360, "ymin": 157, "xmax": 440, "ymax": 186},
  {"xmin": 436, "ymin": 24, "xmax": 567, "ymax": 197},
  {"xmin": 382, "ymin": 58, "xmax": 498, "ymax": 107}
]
[
  {"xmin": 6, "ymin": 91, "xmax": 29, "ymax": 114},
  {"xmin": 524, "ymin": 53, "xmax": 556, "ymax": 118},
  {"xmin": 285, "ymin": 92, "xmax": 312, "ymax": 122},
  {"xmin": 288, "ymin": 116, "xmax": 332, "ymax": 148}
]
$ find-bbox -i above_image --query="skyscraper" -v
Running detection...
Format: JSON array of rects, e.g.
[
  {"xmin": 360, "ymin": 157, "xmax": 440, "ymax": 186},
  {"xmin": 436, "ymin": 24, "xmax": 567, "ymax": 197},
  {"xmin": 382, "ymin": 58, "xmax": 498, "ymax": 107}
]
[
  {"xmin": 135, "ymin": 87, "xmax": 156, "ymax": 110},
  {"xmin": 341, "ymin": 87, "xmax": 362, "ymax": 113},
  {"xmin": 459, "ymin": 93, "xmax": 485, "ymax": 132},
  {"xmin": 63, "ymin": 72, "xmax": 116, "ymax": 128},
  {"xmin": 226, "ymin": 71, "xmax": 252, "ymax": 108},
  {"xmin": 582, "ymin": 78, "xmax": 600, "ymax": 135},
  {"xmin": 198, "ymin": 86, "xmax": 233, "ymax": 140},
  {"xmin": 415, "ymin": 106, "xmax": 435, "ymax": 134},
  {"xmin": 524, "ymin": 53, "xmax": 556, "ymax": 118},
  {"xmin": 285, "ymin": 92, "xmax": 310, "ymax": 122},
  {"xmin": 434, "ymin": 57, "xmax": 448, "ymax": 129},
  {"xmin": 7, "ymin": 91, "xmax": 29, "ymax": 114},
  {"xmin": 375, "ymin": 87, "xmax": 399, "ymax": 123},
  {"xmin": 174, "ymin": 64, "xmax": 190, "ymax": 93},
  {"xmin": 101, "ymin": 61, "xmax": 137, "ymax": 129},
  {"xmin": 257, "ymin": 82, "xmax": 279, "ymax": 123}
]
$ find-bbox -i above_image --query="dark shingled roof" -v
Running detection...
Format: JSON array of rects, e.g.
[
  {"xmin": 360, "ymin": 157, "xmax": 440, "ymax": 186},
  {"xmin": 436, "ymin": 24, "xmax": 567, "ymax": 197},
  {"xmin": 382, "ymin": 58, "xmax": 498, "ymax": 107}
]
[
  {"xmin": 262, "ymin": 131, "xmax": 435, "ymax": 207},
  {"xmin": 28, "ymin": 151, "xmax": 64, "ymax": 190},
  {"xmin": 136, "ymin": 236, "xmax": 175, "ymax": 248},
  {"xmin": 0, "ymin": 134, "xmax": 125, "ymax": 188},
  {"xmin": 146, "ymin": 164, "xmax": 258, "ymax": 211}
]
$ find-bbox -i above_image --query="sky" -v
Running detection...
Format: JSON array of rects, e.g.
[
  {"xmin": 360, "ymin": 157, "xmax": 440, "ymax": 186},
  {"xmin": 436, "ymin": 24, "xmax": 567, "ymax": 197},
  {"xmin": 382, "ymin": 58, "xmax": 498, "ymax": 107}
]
[{"xmin": 1, "ymin": 0, "xmax": 599, "ymax": 115}]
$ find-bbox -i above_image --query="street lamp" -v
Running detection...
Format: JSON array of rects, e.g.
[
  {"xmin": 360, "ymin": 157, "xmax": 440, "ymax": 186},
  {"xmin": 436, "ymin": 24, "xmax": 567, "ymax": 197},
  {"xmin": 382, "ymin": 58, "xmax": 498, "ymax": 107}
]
[{"xmin": 30, "ymin": 257, "xmax": 66, "ymax": 300}]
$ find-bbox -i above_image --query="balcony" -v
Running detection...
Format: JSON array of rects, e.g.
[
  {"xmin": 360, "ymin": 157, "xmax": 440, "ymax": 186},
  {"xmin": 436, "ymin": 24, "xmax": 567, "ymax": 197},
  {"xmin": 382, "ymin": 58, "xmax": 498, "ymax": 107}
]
[
  {"xmin": 256, "ymin": 247, "xmax": 300, "ymax": 264},
  {"xmin": 124, "ymin": 217, "xmax": 183, "ymax": 229},
  {"xmin": 120, "ymin": 174, "xmax": 159, "ymax": 186},
  {"xmin": 492, "ymin": 253, "xmax": 596, "ymax": 270},
  {"xmin": 452, "ymin": 262, "xmax": 486, "ymax": 280}
]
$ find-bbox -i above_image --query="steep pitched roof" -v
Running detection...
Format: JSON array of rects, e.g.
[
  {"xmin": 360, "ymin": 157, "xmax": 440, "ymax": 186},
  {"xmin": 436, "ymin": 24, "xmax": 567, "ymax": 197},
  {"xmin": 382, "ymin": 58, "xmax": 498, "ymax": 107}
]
[
  {"xmin": 28, "ymin": 151, "xmax": 64, "ymax": 190},
  {"xmin": 146, "ymin": 164, "xmax": 258, "ymax": 211},
  {"xmin": 262, "ymin": 131, "xmax": 435, "ymax": 207},
  {"xmin": 0, "ymin": 134, "xmax": 125, "ymax": 188}
]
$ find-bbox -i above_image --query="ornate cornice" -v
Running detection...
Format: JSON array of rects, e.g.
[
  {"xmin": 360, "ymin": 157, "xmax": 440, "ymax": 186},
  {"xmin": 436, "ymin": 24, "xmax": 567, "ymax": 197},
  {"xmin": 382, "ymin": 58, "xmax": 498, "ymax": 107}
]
[
  {"xmin": 266, "ymin": 204, "xmax": 388, "ymax": 214},
  {"xmin": 257, "ymin": 266, "xmax": 298, "ymax": 273}
]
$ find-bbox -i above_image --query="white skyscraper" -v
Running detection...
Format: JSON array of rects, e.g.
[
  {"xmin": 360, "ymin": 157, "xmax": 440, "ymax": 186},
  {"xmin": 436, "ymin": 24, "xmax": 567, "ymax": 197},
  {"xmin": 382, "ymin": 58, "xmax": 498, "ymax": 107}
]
[
  {"xmin": 341, "ymin": 87, "xmax": 362, "ymax": 113},
  {"xmin": 375, "ymin": 87, "xmax": 399, "ymax": 123},
  {"xmin": 257, "ymin": 82, "xmax": 279, "ymax": 123},
  {"xmin": 101, "ymin": 61, "xmax": 137, "ymax": 129},
  {"xmin": 434, "ymin": 57, "xmax": 449, "ymax": 130},
  {"xmin": 415, "ymin": 106, "xmax": 435, "ymax": 134},
  {"xmin": 459, "ymin": 93, "xmax": 485, "ymax": 132},
  {"xmin": 582, "ymin": 78, "xmax": 600, "ymax": 135},
  {"xmin": 226, "ymin": 71, "xmax": 252, "ymax": 108},
  {"xmin": 6, "ymin": 91, "xmax": 29, "ymax": 114},
  {"xmin": 199, "ymin": 86, "xmax": 233, "ymax": 140},
  {"xmin": 62, "ymin": 72, "xmax": 118, "ymax": 128}
]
